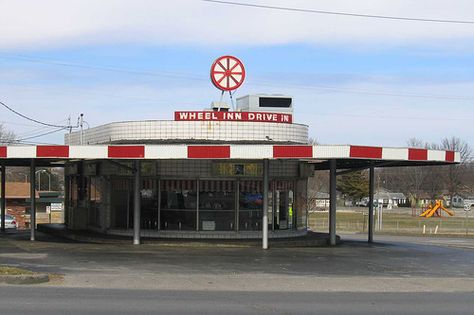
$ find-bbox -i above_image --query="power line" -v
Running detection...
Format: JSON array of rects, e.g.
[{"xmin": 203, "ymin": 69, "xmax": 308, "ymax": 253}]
[
  {"xmin": 0, "ymin": 53, "xmax": 206, "ymax": 81},
  {"xmin": 0, "ymin": 100, "xmax": 73, "ymax": 128},
  {"xmin": 0, "ymin": 120, "xmax": 47, "ymax": 128},
  {"xmin": 17, "ymin": 127, "xmax": 69, "ymax": 141},
  {"xmin": 2, "ymin": 54, "xmax": 474, "ymax": 103},
  {"xmin": 16, "ymin": 119, "xmax": 69, "ymax": 138},
  {"xmin": 18, "ymin": 126, "xmax": 64, "ymax": 139},
  {"xmin": 0, "ymin": 138, "xmax": 60, "ymax": 145},
  {"xmin": 202, "ymin": 0, "xmax": 474, "ymax": 25},
  {"xmin": 248, "ymin": 79, "xmax": 474, "ymax": 101}
]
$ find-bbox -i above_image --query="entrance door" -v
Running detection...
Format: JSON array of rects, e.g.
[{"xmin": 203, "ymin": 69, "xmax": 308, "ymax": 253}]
[{"xmin": 272, "ymin": 181, "xmax": 294, "ymax": 230}]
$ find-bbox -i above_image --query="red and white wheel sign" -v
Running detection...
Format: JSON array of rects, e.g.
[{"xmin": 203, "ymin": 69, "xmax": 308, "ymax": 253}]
[{"xmin": 210, "ymin": 55, "xmax": 246, "ymax": 91}]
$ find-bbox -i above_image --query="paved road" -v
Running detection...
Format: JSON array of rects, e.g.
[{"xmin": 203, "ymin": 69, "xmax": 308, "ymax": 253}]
[
  {"xmin": 0, "ymin": 286, "xmax": 473, "ymax": 315},
  {"xmin": 1, "ymin": 231, "xmax": 473, "ymax": 314}
]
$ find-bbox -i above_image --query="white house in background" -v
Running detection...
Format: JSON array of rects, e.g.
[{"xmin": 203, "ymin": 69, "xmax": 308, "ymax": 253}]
[
  {"xmin": 452, "ymin": 194, "xmax": 474, "ymax": 208},
  {"xmin": 358, "ymin": 188, "xmax": 408, "ymax": 208},
  {"xmin": 308, "ymin": 191, "xmax": 330, "ymax": 211}
]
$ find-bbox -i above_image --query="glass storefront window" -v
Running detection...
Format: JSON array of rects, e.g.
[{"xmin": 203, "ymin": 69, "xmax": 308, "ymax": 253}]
[
  {"xmin": 88, "ymin": 177, "xmax": 102, "ymax": 227},
  {"xmin": 89, "ymin": 177, "xmax": 102, "ymax": 204},
  {"xmin": 271, "ymin": 180, "xmax": 294, "ymax": 230},
  {"xmin": 141, "ymin": 179, "xmax": 158, "ymax": 229},
  {"xmin": 199, "ymin": 180, "xmax": 235, "ymax": 231},
  {"xmin": 110, "ymin": 178, "xmax": 132, "ymax": 229},
  {"xmin": 68, "ymin": 176, "xmax": 78, "ymax": 208},
  {"xmin": 239, "ymin": 180, "xmax": 263, "ymax": 231},
  {"xmin": 160, "ymin": 180, "xmax": 197, "ymax": 230},
  {"xmin": 105, "ymin": 175, "xmax": 302, "ymax": 232},
  {"xmin": 296, "ymin": 179, "xmax": 308, "ymax": 230}
]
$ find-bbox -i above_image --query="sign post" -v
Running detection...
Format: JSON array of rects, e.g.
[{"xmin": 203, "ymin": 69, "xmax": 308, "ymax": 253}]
[{"xmin": 464, "ymin": 203, "xmax": 472, "ymax": 236}]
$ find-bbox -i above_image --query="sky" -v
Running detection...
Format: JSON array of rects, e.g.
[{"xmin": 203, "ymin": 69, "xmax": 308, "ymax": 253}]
[{"xmin": 0, "ymin": 0, "xmax": 473, "ymax": 147}]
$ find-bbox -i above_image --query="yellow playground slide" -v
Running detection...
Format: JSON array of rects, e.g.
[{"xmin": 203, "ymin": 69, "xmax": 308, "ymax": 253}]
[{"xmin": 420, "ymin": 200, "xmax": 454, "ymax": 218}]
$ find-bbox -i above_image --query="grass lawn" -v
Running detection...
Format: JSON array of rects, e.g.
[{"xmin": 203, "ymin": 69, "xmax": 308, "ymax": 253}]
[
  {"xmin": 308, "ymin": 208, "xmax": 474, "ymax": 237},
  {"xmin": 0, "ymin": 266, "xmax": 34, "ymax": 276}
]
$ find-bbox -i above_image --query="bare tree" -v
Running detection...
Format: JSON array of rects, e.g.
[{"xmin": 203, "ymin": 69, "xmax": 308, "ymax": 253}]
[
  {"xmin": 0, "ymin": 124, "xmax": 15, "ymax": 145},
  {"xmin": 407, "ymin": 137, "xmax": 426, "ymax": 149},
  {"xmin": 440, "ymin": 137, "xmax": 472, "ymax": 202},
  {"xmin": 307, "ymin": 137, "xmax": 319, "ymax": 145},
  {"xmin": 401, "ymin": 138, "xmax": 430, "ymax": 206},
  {"xmin": 441, "ymin": 136, "xmax": 472, "ymax": 163}
]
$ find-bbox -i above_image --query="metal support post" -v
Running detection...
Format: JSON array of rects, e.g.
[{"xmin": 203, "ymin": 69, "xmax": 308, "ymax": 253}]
[
  {"xmin": 235, "ymin": 179, "xmax": 239, "ymax": 232},
  {"xmin": 262, "ymin": 159, "xmax": 269, "ymax": 249},
  {"xmin": 133, "ymin": 160, "xmax": 141, "ymax": 245},
  {"xmin": 329, "ymin": 159, "xmax": 337, "ymax": 246},
  {"xmin": 30, "ymin": 159, "xmax": 36, "ymax": 241},
  {"xmin": 271, "ymin": 181, "xmax": 276, "ymax": 231},
  {"xmin": 1, "ymin": 165, "xmax": 5, "ymax": 232},
  {"xmin": 157, "ymin": 179, "xmax": 161, "ymax": 230},
  {"xmin": 196, "ymin": 179, "xmax": 200, "ymax": 231},
  {"xmin": 368, "ymin": 166, "xmax": 375, "ymax": 243}
]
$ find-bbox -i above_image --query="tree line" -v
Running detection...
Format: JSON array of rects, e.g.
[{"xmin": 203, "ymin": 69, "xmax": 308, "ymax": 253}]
[{"xmin": 309, "ymin": 136, "xmax": 473, "ymax": 207}]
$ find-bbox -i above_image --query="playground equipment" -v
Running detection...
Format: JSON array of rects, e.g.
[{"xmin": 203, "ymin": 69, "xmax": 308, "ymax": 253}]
[{"xmin": 419, "ymin": 200, "xmax": 454, "ymax": 218}]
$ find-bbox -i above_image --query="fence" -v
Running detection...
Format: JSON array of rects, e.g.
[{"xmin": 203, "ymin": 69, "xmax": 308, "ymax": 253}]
[{"xmin": 309, "ymin": 209, "xmax": 474, "ymax": 236}]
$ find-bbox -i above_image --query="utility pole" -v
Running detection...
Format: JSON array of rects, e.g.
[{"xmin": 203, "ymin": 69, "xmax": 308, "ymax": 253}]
[
  {"xmin": 79, "ymin": 113, "xmax": 84, "ymax": 145},
  {"xmin": 67, "ymin": 116, "xmax": 72, "ymax": 134}
]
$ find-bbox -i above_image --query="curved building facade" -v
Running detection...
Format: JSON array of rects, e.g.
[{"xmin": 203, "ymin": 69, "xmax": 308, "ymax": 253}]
[
  {"xmin": 64, "ymin": 95, "xmax": 311, "ymax": 239},
  {"xmin": 54, "ymin": 94, "xmax": 459, "ymax": 242},
  {"xmin": 65, "ymin": 119, "xmax": 308, "ymax": 145}
]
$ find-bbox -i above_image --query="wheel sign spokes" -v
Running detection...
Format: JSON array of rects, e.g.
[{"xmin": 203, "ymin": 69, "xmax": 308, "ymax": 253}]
[{"xmin": 210, "ymin": 55, "xmax": 245, "ymax": 91}]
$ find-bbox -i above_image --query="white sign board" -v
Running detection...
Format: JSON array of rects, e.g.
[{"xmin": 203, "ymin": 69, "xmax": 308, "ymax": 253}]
[
  {"xmin": 50, "ymin": 203, "xmax": 63, "ymax": 211},
  {"xmin": 202, "ymin": 221, "xmax": 216, "ymax": 231}
]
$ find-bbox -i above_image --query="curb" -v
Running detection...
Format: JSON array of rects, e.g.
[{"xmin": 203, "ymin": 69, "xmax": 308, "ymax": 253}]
[
  {"xmin": 37, "ymin": 224, "xmax": 341, "ymax": 248},
  {"xmin": 0, "ymin": 274, "xmax": 50, "ymax": 285}
]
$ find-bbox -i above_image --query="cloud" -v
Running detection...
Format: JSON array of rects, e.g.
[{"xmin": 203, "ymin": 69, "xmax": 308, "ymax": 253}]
[{"xmin": 1, "ymin": 0, "xmax": 474, "ymax": 50}]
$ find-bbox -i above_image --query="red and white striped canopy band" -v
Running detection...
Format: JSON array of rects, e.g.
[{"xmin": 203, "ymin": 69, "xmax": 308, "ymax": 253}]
[{"xmin": 0, "ymin": 145, "xmax": 460, "ymax": 163}]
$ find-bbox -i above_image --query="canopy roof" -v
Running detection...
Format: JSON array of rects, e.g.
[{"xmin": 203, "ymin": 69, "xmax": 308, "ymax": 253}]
[{"xmin": 0, "ymin": 144, "xmax": 459, "ymax": 169}]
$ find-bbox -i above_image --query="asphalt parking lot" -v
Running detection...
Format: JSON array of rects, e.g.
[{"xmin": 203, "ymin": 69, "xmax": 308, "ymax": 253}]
[
  {"xmin": 1, "ymin": 230, "xmax": 474, "ymax": 290},
  {"xmin": 1, "ymin": 231, "xmax": 473, "ymax": 314}
]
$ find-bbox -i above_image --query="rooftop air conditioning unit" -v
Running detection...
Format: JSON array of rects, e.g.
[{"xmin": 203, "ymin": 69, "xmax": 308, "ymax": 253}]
[{"xmin": 236, "ymin": 94, "xmax": 293, "ymax": 114}]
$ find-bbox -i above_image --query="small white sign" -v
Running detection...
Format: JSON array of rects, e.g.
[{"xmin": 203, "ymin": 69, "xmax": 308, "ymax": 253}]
[
  {"xmin": 202, "ymin": 221, "xmax": 216, "ymax": 231},
  {"xmin": 50, "ymin": 203, "xmax": 63, "ymax": 211}
]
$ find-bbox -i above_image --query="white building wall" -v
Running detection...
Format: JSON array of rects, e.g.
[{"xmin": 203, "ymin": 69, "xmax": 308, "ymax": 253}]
[{"xmin": 65, "ymin": 120, "xmax": 308, "ymax": 145}]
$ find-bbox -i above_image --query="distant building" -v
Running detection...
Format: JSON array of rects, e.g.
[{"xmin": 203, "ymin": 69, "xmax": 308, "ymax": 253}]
[
  {"xmin": 0, "ymin": 182, "xmax": 63, "ymax": 228},
  {"xmin": 308, "ymin": 191, "xmax": 330, "ymax": 211},
  {"xmin": 1, "ymin": 182, "xmax": 37, "ymax": 228},
  {"xmin": 375, "ymin": 189, "xmax": 408, "ymax": 207},
  {"xmin": 358, "ymin": 188, "xmax": 408, "ymax": 208},
  {"xmin": 451, "ymin": 194, "xmax": 474, "ymax": 208}
]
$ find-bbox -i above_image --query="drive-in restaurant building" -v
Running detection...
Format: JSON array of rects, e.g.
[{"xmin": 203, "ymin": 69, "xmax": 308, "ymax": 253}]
[{"xmin": 0, "ymin": 56, "xmax": 459, "ymax": 248}]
